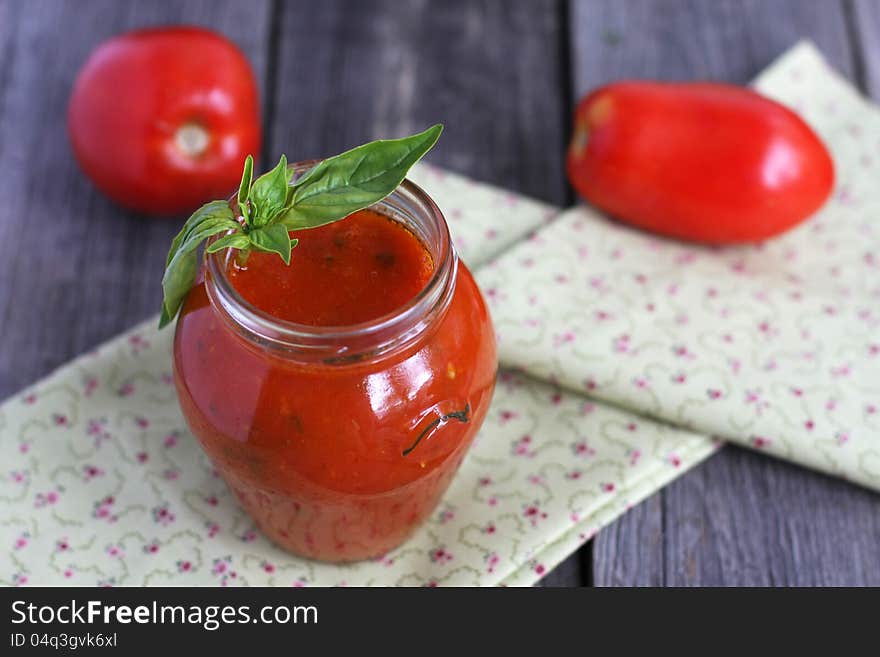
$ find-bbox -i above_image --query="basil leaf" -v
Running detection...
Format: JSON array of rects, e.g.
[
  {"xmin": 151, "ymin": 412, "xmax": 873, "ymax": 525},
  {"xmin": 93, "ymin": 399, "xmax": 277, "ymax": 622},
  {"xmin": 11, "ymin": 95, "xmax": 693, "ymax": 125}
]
[
  {"xmin": 176, "ymin": 215, "xmax": 240, "ymax": 257},
  {"xmin": 206, "ymin": 232, "xmax": 251, "ymax": 254},
  {"xmin": 159, "ymin": 127, "xmax": 443, "ymax": 330},
  {"xmin": 163, "ymin": 200, "xmax": 232, "ymax": 268},
  {"xmin": 237, "ymin": 154, "xmax": 254, "ymax": 225},
  {"xmin": 159, "ymin": 303, "xmax": 173, "ymax": 329},
  {"xmin": 159, "ymin": 202, "xmax": 240, "ymax": 328},
  {"xmin": 249, "ymin": 155, "xmax": 289, "ymax": 227},
  {"xmin": 248, "ymin": 223, "xmax": 294, "ymax": 265},
  {"xmin": 159, "ymin": 248, "xmax": 198, "ymax": 329},
  {"xmin": 280, "ymin": 124, "xmax": 442, "ymax": 230}
]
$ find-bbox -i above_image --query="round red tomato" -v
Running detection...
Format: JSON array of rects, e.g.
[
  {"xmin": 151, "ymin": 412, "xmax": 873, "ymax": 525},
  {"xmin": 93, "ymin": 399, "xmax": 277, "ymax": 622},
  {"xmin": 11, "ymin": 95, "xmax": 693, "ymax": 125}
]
[
  {"xmin": 566, "ymin": 82, "xmax": 835, "ymax": 243},
  {"xmin": 68, "ymin": 26, "xmax": 261, "ymax": 215}
]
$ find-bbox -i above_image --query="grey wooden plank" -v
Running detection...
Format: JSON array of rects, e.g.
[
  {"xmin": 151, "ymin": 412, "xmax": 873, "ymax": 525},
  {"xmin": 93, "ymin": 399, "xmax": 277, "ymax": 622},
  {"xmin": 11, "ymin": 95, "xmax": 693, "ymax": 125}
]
[
  {"xmin": 853, "ymin": 0, "xmax": 880, "ymax": 96},
  {"xmin": 663, "ymin": 446, "xmax": 880, "ymax": 586},
  {"xmin": 572, "ymin": 0, "xmax": 855, "ymax": 89},
  {"xmin": 267, "ymin": 0, "xmax": 581, "ymax": 585},
  {"xmin": 267, "ymin": 0, "xmax": 569, "ymax": 203},
  {"xmin": 592, "ymin": 491, "xmax": 665, "ymax": 587},
  {"xmin": 0, "ymin": 0, "xmax": 272, "ymax": 400},
  {"xmin": 571, "ymin": 0, "xmax": 880, "ymax": 586}
]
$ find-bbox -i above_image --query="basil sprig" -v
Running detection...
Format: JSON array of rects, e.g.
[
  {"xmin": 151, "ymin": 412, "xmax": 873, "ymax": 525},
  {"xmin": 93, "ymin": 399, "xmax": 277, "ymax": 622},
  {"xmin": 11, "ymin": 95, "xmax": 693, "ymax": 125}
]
[{"xmin": 159, "ymin": 124, "xmax": 443, "ymax": 328}]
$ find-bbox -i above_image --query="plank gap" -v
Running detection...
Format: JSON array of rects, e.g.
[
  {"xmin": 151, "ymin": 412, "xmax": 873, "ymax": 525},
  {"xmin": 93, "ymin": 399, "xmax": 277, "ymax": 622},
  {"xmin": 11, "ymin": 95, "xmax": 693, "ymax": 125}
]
[
  {"xmin": 842, "ymin": 0, "xmax": 869, "ymax": 92},
  {"xmin": 557, "ymin": 0, "xmax": 575, "ymax": 207},
  {"xmin": 260, "ymin": 0, "xmax": 283, "ymax": 170}
]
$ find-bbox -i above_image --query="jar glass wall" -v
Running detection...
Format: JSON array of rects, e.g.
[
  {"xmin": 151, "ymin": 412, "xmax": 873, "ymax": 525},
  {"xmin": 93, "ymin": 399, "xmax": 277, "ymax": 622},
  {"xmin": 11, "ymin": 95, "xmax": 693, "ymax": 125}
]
[{"xmin": 172, "ymin": 166, "xmax": 497, "ymax": 562}]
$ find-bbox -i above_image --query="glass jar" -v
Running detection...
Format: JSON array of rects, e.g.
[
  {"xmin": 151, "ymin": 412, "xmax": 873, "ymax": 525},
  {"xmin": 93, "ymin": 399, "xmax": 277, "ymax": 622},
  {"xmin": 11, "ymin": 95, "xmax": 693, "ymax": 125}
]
[{"xmin": 172, "ymin": 165, "xmax": 497, "ymax": 562}]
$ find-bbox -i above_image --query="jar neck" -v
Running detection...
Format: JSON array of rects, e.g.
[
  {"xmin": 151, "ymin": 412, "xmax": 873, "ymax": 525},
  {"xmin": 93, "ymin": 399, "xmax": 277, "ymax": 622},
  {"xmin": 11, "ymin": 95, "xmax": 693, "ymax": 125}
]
[{"xmin": 204, "ymin": 167, "xmax": 458, "ymax": 366}]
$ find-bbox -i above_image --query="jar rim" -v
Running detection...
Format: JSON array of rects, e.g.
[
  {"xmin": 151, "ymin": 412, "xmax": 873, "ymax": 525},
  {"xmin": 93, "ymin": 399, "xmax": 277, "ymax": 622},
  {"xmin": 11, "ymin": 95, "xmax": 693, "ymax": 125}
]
[{"xmin": 204, "ymin": 161, "xmax": 458, "ymax": 363}]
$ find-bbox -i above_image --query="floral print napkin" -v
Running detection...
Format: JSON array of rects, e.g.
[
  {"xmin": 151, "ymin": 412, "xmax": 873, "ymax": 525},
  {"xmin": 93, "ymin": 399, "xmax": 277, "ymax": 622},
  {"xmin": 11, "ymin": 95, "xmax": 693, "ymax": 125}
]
[
  {"xmin": 0, "ymin": 42, "xmax": 873, "ymax": 587},
  {"xmin": 0, "ymin": 158, "xmax": 716, "ymax": 586},
  {"xmin": 479, "ymin": 41, "xmax": 880, "ymax": 491}
]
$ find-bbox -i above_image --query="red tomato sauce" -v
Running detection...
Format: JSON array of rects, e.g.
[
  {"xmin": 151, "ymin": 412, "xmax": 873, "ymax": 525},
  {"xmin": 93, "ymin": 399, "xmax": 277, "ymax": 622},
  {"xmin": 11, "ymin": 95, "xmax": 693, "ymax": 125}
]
[
  {"xmin": 173, "ymin": 208, "xmax": 496, "ymax": 561},
  {"xmin": 227, "ymin": 209, "xmax": 434, "ymax": 325}
]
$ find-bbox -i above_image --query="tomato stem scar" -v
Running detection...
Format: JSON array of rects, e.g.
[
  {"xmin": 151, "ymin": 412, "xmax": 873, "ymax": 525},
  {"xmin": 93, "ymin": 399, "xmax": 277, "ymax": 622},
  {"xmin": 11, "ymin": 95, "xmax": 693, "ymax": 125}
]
[{"xmin": 175, "ymin": 122, "xmax": 210, "ymax": 157}]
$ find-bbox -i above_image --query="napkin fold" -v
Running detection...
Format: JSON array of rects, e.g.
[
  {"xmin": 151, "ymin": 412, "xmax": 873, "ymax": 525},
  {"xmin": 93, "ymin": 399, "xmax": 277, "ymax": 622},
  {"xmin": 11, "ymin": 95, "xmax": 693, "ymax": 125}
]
[{"xmin": 0, "ymin": 42, "xmax": 875, "ymax": 587}]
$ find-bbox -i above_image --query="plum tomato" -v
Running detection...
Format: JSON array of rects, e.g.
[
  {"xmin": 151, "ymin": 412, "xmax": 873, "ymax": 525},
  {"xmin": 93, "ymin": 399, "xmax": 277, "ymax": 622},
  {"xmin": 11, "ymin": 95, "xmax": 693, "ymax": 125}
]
[{"xmin": 566, "ymin": 82, "xmax": 835, "ymax": 243}]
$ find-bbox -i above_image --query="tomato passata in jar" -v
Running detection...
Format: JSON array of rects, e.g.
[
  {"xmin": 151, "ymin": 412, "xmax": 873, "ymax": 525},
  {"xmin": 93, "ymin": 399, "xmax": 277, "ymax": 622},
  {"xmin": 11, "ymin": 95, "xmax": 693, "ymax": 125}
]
[{"xmin": 173, "ymin": 164, "xmax": 496, "ymax": 561}]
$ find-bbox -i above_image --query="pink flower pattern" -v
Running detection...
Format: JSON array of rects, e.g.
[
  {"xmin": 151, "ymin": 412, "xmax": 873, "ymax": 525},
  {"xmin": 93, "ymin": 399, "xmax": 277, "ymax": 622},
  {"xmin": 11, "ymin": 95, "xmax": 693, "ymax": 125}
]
[{"xmin": 1, "ymin": 48, "xmax": 877, "ymax": 586}]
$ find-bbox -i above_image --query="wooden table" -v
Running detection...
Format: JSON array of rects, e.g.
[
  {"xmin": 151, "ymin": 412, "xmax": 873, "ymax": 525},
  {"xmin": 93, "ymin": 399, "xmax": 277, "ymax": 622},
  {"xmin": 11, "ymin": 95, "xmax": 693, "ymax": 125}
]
[{"xmin": 3, "ymin": 0, "xmax": 879, "ymax": 586}]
